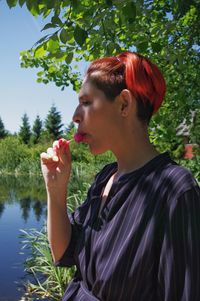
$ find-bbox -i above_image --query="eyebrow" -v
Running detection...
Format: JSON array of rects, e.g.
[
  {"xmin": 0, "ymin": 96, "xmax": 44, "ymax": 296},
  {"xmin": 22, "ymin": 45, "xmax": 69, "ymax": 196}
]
[{"xmin": 78, "ymin": 94, "xmax": 90, "ymax": 101}]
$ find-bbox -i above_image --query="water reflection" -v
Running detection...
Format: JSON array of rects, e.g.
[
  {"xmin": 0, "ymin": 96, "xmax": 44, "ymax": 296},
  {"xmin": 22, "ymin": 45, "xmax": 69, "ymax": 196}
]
[
  {"xmin": 0, "ymin": 175, "xmax": 47, "ymax": 300},
  {"xmin": 0, "ymin": 175, "xmax": 47, "ymax": 222}
]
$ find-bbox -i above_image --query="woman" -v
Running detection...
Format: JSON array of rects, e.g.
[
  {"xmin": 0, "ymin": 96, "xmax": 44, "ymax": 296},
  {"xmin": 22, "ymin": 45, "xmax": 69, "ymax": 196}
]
[{"xmin": 41, "ymin": 51, "xmax": 200, "ymax": 301}]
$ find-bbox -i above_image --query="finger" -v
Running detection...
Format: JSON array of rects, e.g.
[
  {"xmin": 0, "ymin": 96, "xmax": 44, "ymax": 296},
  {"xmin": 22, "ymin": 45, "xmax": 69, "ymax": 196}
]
[
  {"xmin": 40, "ymin": 152, "xmax": 59, "ymax": 162},
  {"xmin": 52, "ymin": 139, "xmax": 67, "ymax": 152},
  {"xmin": 57, "ymin": 140, "xmax": 71, "ymax": 165},
  {"xmin": 47, "ymin": 147, "xmax": 56, "ymax": 156},
  {"xmin": 55, "ymin": 139, "xmax": 70, "ymax": 154},
  {"xmin": 46, "ymin": 148, "xmax": 59, "ymax": 161},
  {"xmin": 40, "ymin": 152, "xmax": 51, "ymax": 160},
  {"xmin": 53, "ymin": 140, "xmax": 59, "ymax": 151}
]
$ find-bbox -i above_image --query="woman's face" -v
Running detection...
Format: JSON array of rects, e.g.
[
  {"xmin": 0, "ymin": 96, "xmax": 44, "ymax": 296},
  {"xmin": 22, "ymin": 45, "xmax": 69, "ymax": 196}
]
[{"xmin": 72, "ymin": 79, "xmax": 123, "ymax": 155}]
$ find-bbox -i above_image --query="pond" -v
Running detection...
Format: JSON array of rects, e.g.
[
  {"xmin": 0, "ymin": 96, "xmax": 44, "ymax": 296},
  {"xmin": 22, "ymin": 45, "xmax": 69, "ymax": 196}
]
[{"xmin": 0, "ymin": 175, "xmax": 47, "ymax": 301}]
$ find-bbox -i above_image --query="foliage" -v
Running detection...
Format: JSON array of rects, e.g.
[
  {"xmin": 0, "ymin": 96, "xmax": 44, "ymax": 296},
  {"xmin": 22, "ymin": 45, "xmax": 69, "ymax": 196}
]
[
  {"xmin": 65, "ymin": 121, "xmax": 76, "ymax": 136},
  {"xmin": 0, "ymin": 136, "xmax": 48, "ymax": 175},
  {"xmin": 0, "ymin": 136, "xmax": 29, "ymax": 172},
  {"xmin": 16, "ymin": 143, "xmax": 47, "ymax": 176},
  {"xmin": 45, "ymin": 104, "xmax": 64, "ymax": 140},
  {"xmin": 190, "ymin": 109, "xmax": 200, "ymax": 144},
  {"xmin": 0, "ymin": 117, "xmax": 8, "ymax": 139},
  {"xmin": 20, "ymin": 228, "xmax": 75, "ymax": 301},
  {"xmin": 19, "ymin": 113, "xmax": 32, "ymax": 144},
  {"xmin": 32, "ymin": 114, "xmax": 43, "ymax": 144},
  {"xmin": 5, "ymin": 0, "xmax": 200, "ymax": 158},
  {"xmin": 178, "ymin": 155, "xmax": 200, "ymax": 184}
]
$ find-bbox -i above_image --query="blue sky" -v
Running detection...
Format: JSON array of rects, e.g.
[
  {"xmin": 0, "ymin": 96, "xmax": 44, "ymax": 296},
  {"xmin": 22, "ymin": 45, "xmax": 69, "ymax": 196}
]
[{"xmin": 0, "ymin": 1, "xmax": 84, "ymax": 133}]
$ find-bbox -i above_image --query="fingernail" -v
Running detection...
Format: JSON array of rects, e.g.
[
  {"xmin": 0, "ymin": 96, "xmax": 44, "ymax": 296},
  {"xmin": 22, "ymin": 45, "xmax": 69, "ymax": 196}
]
[
  {"xmin": 58, "ymin": 139, "xmax": 63, "ymax": 147},
  {"xmin": 53, "ymin": 145, "xmax": 59, "ymax": 152}
]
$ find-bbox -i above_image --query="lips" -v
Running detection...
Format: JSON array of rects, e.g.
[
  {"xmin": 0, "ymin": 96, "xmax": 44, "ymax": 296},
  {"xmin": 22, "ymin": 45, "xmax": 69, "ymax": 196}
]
[{"xmin": 74, "ymin": 132, "xmax": 87, "ymax": 143}]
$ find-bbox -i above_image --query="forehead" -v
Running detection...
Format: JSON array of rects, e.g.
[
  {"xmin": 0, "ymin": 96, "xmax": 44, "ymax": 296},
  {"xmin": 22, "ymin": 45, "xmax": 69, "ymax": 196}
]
[{"xmin": 79, "ymin": 79, "xmax": 102, "ymax": 100}]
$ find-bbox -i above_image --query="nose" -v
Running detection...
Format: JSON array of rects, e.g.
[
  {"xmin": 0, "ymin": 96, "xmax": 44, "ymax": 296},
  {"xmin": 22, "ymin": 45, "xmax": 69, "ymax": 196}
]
[{"xmin": 72, "ymin": 106, "xmax": 82, "ymax": 124}]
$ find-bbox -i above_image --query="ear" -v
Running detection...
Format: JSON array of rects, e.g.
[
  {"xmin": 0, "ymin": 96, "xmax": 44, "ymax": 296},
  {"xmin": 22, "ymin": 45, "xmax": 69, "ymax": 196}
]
[{"xmin": 119, "ymin": 89, "xmax": 134, "ymax": 117}]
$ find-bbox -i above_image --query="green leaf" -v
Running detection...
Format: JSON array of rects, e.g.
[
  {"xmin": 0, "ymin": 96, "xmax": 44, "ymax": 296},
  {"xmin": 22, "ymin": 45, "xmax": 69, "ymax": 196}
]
[
  {"xmin": 34, "ymin": 45, "xmax": 46, "ymax": 58},
  {"xmin": 37, "ymin": 71, "xmax": 44, "ymax": 76},
  {"xmin": 47, "ymin": 38, "xmax": 59, "ymax": 53},
  {"xmin": 41, "ymin": 23, "xmax": 57, "ymax": 31},
  {"xmin": 6, "ymin": 0, "xmax": 17, "ymax": 8},
  {"xmin": 19, "ymin": 0, "xmax": 26, "ymax": 7},
  {"xmin": 122, "ymin": 1, "xmax": 136, "ymax": 20},
  {"xmin": 48, "ymin": 66, "xmax": 56, "ymax": 73},
  {"xmin": 51, "ymin": 34, "xmax": 58, "ymax": 41},
  {"xmin": 42, "ymin": 9, "xmax": 51, "ymax": 18},
  {"xmin": 65, "ymin": 52, "xmax": 73, "ymax": 64},
  {"xmin": 60, "ymin": 28, "xmax": 68, "ymax": 44},
  {"xmin": 47, "ymin": 0, "xmax": 56, "ymax": 9},
  {"xmin": 152, "ymin": 42, "xmax": 162, "ymax": 52},
  {"xmin": 54, "ymin": 51, "xmax": 65, "ymax": 59},
  {"xmin": 26, "ymin": 0, "xmax": 39, "ymax": 16},
  {"xmin": 74, "ymin": 26, "xmax": 88, "ymax": 46},
  {"xmin": 106, "ymin": 0, "xmax": 113, "ymax": 7},
  {"xmin": 51, "ymin": 16, "xmax": 62, "ymax": 26},
  {"xmin": 72, "ymin": 0, "xmax": 79, "ymax": 9},
  {"xmin": 137, "ymin": 41, "xmax": 148, "ymax": 52}
]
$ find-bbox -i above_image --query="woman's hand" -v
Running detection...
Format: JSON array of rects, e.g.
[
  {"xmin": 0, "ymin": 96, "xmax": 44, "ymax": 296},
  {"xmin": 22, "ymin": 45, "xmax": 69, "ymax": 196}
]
[{"xmin": 40, "ymin": 138, "xmax": 71, "ymax": 192}]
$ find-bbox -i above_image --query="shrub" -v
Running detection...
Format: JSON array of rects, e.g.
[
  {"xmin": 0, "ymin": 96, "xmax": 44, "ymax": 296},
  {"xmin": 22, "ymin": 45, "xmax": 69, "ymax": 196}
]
[{"xmin": 0, "ymin": 136, "xmax": 29, "ymax": 173}]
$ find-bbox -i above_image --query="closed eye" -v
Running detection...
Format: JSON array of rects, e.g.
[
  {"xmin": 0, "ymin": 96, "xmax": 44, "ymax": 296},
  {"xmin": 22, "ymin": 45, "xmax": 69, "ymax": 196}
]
[{"xmin": 82, "ymin": 100, "xmax": 91, "ymax": 106}]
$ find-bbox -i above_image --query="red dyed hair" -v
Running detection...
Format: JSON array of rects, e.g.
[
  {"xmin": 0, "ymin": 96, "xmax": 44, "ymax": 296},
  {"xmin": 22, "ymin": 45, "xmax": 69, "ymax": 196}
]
[{"xmin": 86, "ymin": 51, "xmax": 166, "ymax": 119}]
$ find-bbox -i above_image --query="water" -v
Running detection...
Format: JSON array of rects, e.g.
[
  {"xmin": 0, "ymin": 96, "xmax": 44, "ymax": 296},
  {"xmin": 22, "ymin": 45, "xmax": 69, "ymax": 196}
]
[{"xmin": 0, "ymin": 175, "xmax": 47, "ymax": 301}]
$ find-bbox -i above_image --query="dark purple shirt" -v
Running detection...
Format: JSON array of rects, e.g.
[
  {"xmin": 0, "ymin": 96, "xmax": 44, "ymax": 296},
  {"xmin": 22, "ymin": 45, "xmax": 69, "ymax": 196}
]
[{"xmin": 56, "ymin": 153, "xmax": 200, "ymax": 301}]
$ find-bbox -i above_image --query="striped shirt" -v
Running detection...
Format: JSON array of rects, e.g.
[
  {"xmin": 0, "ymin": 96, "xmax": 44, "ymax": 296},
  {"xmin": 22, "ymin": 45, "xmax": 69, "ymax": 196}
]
[{"xmin": 56, "ymin": 152, "xmax": 200, "ymax": 301}]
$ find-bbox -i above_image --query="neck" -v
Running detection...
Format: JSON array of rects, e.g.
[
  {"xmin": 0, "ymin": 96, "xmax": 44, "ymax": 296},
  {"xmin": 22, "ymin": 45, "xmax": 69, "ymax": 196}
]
[{"xmin": 111, "ymin": 125, "xmax": 159, "ymax": 176}]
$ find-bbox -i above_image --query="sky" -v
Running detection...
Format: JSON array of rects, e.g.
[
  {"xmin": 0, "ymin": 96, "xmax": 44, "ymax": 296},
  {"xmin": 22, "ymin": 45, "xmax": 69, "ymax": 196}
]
[{"xmin": 0, "ymin": 1, "xmax": 85, "ymax": 133}]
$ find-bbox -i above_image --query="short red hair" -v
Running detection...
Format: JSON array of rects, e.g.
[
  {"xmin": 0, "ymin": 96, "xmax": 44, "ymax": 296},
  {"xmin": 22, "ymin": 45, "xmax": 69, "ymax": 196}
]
[{"xmin": 86, "ymin": 51, "xmax": 166, "ymax": 119}]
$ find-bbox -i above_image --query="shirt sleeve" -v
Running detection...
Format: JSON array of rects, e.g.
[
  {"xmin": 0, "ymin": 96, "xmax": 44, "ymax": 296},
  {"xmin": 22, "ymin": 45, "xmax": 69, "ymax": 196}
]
[
  {"xmin": 157, "ymin": 185, "xmax": 200, "ymax": 301},
  {"xmin": 54, "ymin": 184, "xmax": 95, "ymax": 268}
]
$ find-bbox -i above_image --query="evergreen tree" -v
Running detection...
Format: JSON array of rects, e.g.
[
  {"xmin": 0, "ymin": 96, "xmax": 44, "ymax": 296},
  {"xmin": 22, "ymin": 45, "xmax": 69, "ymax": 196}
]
[
  {"xmin": 32, "ymin": 115, "xmax": 43, "ymax": 144},
  {"xmin": 66, "ymin": 121, "xmax": 75, "ymax": 133},
  {"xmin": 19, "ymin": 113, "xmax": 31, "ymax": 144},
  {"xmin": 65, "ymin": 121, "xmax": 76, "ymax": 138},
  {"xmin": 45, "ymin": 104, "xmax": 63, "ymax": 140},
  {"xmin": 0, "ymin": 117, "xmax": 7, "ymax": 139}
]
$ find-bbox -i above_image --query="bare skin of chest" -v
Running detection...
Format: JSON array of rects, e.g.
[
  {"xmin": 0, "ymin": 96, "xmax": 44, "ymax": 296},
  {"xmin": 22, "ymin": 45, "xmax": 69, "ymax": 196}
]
[{"xmin": 98, "ymin": 173, "xmax": 116, "ymax": 217}]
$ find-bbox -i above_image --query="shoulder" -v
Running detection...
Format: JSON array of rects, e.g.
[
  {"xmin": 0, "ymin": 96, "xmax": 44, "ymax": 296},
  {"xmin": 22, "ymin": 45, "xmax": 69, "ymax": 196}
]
[{"xmin": 158, "ymin": 161, "xmax": 199, "ymax": 200}]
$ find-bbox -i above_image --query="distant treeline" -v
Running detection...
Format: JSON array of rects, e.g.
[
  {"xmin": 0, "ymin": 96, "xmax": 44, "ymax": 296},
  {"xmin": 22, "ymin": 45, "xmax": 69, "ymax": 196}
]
[
  {"xmin": 0, "ymin": 103, "xmax": 75, "ymax": 145},
  {"xmin": 0, "ymin": 106, "xmax": 115, "ymax": 176}
]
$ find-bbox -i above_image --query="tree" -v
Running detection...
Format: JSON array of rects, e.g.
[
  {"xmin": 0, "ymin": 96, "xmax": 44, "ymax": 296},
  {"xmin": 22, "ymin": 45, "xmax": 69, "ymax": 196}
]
[
  {"xmin": 32, "ymin": 114, "xmax": 43, "ymax": 144},
  {"xmin": 0, "ymin": 117, "xmax": 7, "ymax": 139},
  {"xmin": 6, "ymin": 0, "xmax": 200, "ymax": 155},
  {"xmin": 65, "ymin": 121, "xmax": 76, "ymax": 139},
  {"xmin": 19, "ymin": 113, "xmax": 31, "ymax": 144},
  {"xmin": 190, "ymin": 110, "xmax": 200, "ymax": 145},
  {"xmin": 45, "ymin": 104, "xmax": 63, "ymax": 140}
]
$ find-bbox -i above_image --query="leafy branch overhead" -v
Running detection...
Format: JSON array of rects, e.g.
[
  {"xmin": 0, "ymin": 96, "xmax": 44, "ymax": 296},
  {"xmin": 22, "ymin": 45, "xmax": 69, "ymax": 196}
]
[
  {"xmin": 6, "ymin": 0, "xmax": 200, "ymax": 150},
  {"xmin": 7, "ymin": 1, "xmax": 199, "ymax": 85}
]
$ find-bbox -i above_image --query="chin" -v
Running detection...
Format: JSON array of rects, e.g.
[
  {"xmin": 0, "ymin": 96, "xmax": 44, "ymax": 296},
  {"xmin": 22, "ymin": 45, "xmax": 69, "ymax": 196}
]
[{"xmin": 89, "ymin": 145, "xmax": 108, "ymax": 156}]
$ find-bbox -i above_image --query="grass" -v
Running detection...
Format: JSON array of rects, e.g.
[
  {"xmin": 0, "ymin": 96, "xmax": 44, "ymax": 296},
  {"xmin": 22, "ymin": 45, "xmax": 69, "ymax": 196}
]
[{"xmin": 20, "ymin": 227, "xmax": 75, "ymax": 301}]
